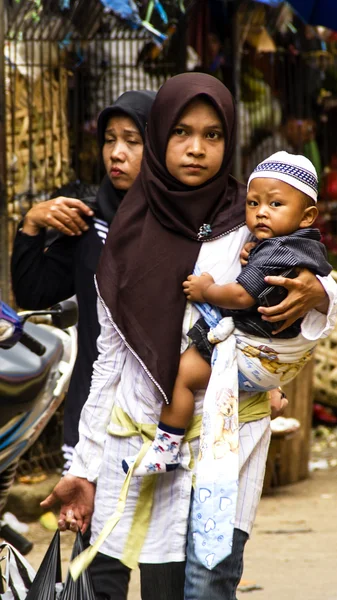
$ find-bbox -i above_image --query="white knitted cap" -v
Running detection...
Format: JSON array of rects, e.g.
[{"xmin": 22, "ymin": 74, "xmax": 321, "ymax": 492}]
[{"xmin": 247, "ymin": 151, "xmax": 318, "ymax": 203}]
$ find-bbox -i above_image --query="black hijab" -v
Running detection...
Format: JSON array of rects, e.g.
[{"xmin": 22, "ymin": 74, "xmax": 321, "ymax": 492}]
[
  {"xmin": 95, "ymin": 90, "xmax": 157, "ymax": 224},
  {"xmin": 97, "ymin": 73, "xmax": 246, "ymax": 402}
]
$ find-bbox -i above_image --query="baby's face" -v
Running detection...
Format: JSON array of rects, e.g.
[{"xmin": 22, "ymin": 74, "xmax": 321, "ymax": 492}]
[{"xmin": 245, "ymin": 178, "xmax": 309, "ymax": 240}]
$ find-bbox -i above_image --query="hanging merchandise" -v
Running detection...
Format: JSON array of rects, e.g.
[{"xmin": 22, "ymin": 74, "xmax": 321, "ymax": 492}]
[
  {"xmin": 99, "ymin": 0, "xmax": 167, "ymax": 44},
  {"xmin": 135, "ymin": 0, "xmax": 187, "ymax": 75},
  {"xmin": 137, "ymin": 21, "xmax": 179, "ymax": 75},
  {"xmin": 25, "ymin": 530, "xmax": 62, "ymax": 600}
]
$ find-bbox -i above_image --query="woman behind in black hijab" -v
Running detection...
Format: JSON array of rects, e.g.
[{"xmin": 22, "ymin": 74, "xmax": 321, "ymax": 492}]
[{"xmin": 11, "ymin": 90, "xmax": 156, "ymax": 468}]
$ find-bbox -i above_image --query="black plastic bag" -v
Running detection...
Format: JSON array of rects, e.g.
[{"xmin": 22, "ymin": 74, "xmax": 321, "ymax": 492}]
[
  {"xmin": 25, "ymin": 530, "xmax": 62, "ymax": 600},
  {"xmin": 61, "ymin": 531, "xmax": 96, "ymax": 599}
]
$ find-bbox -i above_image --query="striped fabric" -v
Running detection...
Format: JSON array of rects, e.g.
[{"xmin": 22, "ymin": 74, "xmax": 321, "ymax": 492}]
[
  {"xmin": 237, "ymin": 228, "xmax": 331, "ymax": 300},
  {"xmin": 93, "ymin": 218, "xmax": 109, "ymax": 243},
  {"xmin": 253, "ymin": 160, "xmax": 318, "ymax": 196}
]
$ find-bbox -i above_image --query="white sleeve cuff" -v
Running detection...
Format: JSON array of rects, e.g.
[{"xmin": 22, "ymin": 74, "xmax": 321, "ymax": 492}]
[
  {"xmin": 68, "ymin": 448, "xmax": 90, "ymax": 480},
  {"xmin": 301, "ymin": 274, "xmax": 337, "ymax": 340},
  {"xmin": 68, "ymin": 457, "xmax": 99, "ymax": 484}
]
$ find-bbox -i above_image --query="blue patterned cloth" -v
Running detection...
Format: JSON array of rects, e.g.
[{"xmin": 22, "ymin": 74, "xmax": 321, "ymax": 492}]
[{"xmin": 191, "ymin": 266, "xmax": 239, "ymax": 569}]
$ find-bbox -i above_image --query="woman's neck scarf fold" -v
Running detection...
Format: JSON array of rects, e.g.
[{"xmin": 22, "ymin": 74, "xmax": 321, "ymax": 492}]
[{"xmin": 97, "ymin": 73, "xmax": 246, "ymax": 402}]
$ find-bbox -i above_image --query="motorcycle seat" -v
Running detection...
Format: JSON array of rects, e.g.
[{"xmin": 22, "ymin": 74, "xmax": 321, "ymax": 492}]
[{"xmin": 0, "ymin": 322, "xmax": 63, "ymax": 404}]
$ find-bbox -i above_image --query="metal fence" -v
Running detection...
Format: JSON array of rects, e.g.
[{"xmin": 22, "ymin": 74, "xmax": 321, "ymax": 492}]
[
  {"xmin": 0, "ymin": 0, "xmax": 187, "ymax": 302},
  {"xmin": 1, "ymin": 0, "xmax": 187, "ymax": 474}
]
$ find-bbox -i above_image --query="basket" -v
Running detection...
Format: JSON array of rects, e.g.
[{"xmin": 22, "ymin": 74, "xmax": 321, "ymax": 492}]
[{"xmin": 313, "ymin": 270, "xmax": 337, "ymax": 407}]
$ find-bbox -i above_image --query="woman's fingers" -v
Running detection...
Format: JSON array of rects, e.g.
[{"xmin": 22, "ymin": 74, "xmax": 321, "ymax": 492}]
[
  {"xmin": 40, "ymin": 491, "xmax": 56, "ymax": 510},
  {"xmin": 45, "ymin": 215, "xmax": 80, "ymax": 236},
  {"xmin": 47, "ymin": 201, "xmax": 91, "ymax": 235},
  {"xmin": 54, "ymin": 197, "xmax": 93, "ymax": 217},
  {"xmin": 58, "ymin": 507, "xmax": 81, "ymax": 532},
  {"xmin": 258, "ymin": 276, "xmax": 305, "ymax": 318},
  {"xmin": 31, "ymin": 197, "xmax": 94, "ymax": 236},
  {"xmin": 41, "ymin": 476, "xmax": 95, "ymax": 533},
  {"xmin": 259, "ymin": 303, "xmax": 303, "ymax": 334},
  {"xmin": 57, "ymin": 509, "xmax": 78, "ymax": 532},
  {"xmin": 269, "ymin": 318, "xmax": 295, "ymax": 335},
  {"xmin": 263, "ymin": 274, "xmax": 295, "ymax": 290},
  {"xmin": 257, "ymin": 274, "xmax": 309, "ymax": 333},
  {"xmin": 68, "ymin": 518, "xmax": 79, "ymax": 532},
  {"xmin": 259, "ymin": 304, "xmax": 301, "ymax": 321},
  {"xmin": 57, "ymin": 519, "xmax": 67, "ymax": 531}
]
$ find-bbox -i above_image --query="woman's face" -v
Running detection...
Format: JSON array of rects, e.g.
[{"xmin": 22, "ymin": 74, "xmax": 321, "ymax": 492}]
[
  {"xmin": 103, "ymin": 115, "xmax": 144, "ymax": 190},
  {"xmin": 165, "ymin": 98, "xmax": 225, "ymax": 187}
]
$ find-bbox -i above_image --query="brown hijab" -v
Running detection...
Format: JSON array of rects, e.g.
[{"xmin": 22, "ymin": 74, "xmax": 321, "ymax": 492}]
[{"xmin": 97, "ymin": 73, "xmax": 246, "ymax": 402}]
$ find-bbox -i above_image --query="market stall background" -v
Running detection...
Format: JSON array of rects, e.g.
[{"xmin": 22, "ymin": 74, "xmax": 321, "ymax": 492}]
[{"xmin": 1, "ymin": 0, "xmax": 337, "ymax": 484}]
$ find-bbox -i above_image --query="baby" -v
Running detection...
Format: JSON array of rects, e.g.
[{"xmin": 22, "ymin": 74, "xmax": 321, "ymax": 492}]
[{"xmin": 124, "ymin": 151, "xmax": 332, "ymax": 476}]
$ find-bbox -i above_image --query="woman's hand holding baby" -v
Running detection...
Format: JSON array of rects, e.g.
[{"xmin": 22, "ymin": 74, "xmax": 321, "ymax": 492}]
[
  {"xmin": 183, "ymin": 273, "xmax": 215, "ymax": 302},
  {"xmin": 258, "ymin": 268, "xmax": 328, "ymax": 334}
]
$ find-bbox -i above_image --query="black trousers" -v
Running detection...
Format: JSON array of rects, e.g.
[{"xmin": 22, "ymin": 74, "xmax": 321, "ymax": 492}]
[
  {"xmin": 88, "ymin": 528, "xmax": 248, "ymax": 600},
  {"xmin": 89, "ymin": 553, "xmax": 186, "ymax": 600}
]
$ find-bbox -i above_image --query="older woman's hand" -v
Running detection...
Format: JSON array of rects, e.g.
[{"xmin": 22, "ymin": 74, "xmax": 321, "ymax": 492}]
[
  {"xmin": 258, "ymin": 268, "xmax": 329, "ymax": 334},
  {"xmin": 22, "ymin": 197, "xmax": 94, "ymax": 237}
]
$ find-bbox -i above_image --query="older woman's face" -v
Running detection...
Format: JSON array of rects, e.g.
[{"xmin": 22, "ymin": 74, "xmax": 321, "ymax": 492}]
[{"xmin": 103, "ymin": 115, "xmax": 144, "ymax": 190}]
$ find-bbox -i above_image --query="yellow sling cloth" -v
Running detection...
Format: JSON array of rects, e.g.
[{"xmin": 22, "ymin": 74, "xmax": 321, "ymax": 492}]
[{"xmin": 70, "ymin": 392, "xmax": 269, "ymax": 579}]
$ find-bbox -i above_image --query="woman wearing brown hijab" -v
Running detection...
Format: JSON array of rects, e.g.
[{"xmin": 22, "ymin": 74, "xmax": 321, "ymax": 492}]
[{"xmin": 42, "ymin": 73, "xmax": 332, "ymax": 600}]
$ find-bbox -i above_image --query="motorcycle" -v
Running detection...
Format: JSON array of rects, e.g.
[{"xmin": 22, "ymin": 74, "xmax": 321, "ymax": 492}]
[{"xmin": 0, "ymin": 298, "xmax": 78, "ymax": 554}]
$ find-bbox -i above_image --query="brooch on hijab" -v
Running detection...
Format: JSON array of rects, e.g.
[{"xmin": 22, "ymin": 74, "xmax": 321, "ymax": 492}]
[{"xmin": 198, "ymin": 224, "xmax": 212, "ymax": 240}]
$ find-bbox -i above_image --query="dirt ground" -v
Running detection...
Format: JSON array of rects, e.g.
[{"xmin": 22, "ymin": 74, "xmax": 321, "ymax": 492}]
[{"xmin": 11, "ymin": 463, "xmax": 337, "ymax": 600}]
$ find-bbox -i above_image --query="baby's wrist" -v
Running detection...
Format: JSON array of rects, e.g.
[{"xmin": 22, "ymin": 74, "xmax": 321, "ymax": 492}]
[{"xmin": 202, "ymin": 282, "xmax": 215, "ymax": 300}]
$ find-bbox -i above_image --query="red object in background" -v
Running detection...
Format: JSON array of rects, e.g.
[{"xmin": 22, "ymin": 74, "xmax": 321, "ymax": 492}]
[
  {"xmin": 316, "ymin": 212, "xmax": 337, "ymax": 254},
  {"xmin": 321, "ymin": 170, "xmax": 337, "ymax": 201},
  {"xmin": 321, "ymin": 155, "xmax": 337, "ymax": 202},
  {"xmin": 313, "ymin": 403, "xmax": 337, "ymax": 425},
  {"xmin": 328, "ymin": 31, "xmax": 337, "ymax": 42}
]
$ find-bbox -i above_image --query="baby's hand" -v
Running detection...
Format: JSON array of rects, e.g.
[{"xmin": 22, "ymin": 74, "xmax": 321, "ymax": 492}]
[
  {"xmin": 240, "ymin": 241, "xmax": 257, "ymax": 266},
  {"xmin": 182, "ymin": 272, "xmax": 215, "ymax": 302}
]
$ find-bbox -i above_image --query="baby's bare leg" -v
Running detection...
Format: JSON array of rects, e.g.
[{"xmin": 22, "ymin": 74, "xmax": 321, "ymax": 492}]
[{"xmin": 161, "ymin": 346, "xmax": 211, "ymax": 428}]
